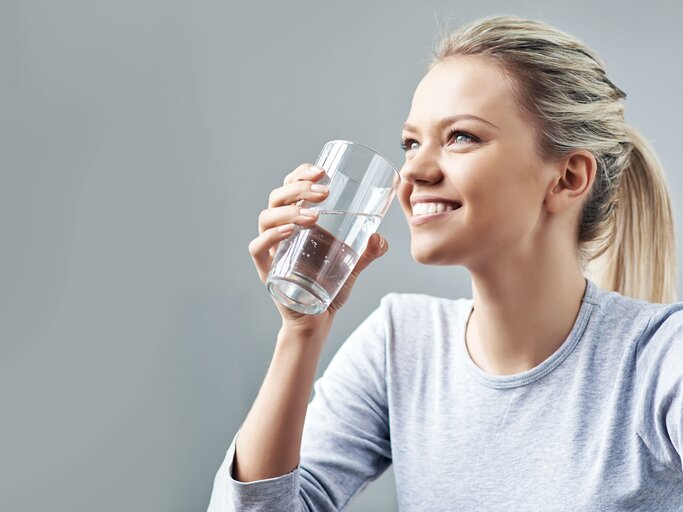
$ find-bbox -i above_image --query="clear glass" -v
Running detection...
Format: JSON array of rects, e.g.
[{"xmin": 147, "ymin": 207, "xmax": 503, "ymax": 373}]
[{"xmin": 266, "ymin": 140, "xmax": 400, "ymax": 315}]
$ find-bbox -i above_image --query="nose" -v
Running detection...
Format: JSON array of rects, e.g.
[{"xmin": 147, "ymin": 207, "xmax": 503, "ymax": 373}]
[{"xmin": 399, "ymin": 149, "xmax": 444, "ymax": 185}]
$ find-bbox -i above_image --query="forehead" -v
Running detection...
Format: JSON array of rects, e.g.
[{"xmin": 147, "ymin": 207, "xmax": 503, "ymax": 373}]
[{"xmin": 406, "ymin": 56, "xmax": 520, "ymax": 128}]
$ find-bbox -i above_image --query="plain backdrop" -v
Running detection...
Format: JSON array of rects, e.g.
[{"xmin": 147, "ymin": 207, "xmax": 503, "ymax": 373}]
[{"xmin": 1, "ymin": 1, "xmax": 682, "ymax": 511}]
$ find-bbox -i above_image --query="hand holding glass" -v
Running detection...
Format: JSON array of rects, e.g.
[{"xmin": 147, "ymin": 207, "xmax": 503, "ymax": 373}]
[{"xmin": 266, "ymin": 140, "xmax": 400, "ymax": 315}]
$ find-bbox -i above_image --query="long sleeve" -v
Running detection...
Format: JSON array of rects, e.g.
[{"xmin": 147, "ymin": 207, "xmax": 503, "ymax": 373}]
[
  {"xmin": 207, "ymin": 299, "xmax": 392, "ymax": 511},
  {"xmin": 635, "ymin": 307, "xmax": 683, "ymax": 475}
]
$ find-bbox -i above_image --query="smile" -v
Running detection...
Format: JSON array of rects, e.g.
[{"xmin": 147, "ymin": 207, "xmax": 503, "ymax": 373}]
[
  {"xmin": 411, "ymin": 202, "xmax": 459, "ymax": 216},
  {"xmin": 409, "ymin": 205, "xmax": 462, "ymax": 226}
]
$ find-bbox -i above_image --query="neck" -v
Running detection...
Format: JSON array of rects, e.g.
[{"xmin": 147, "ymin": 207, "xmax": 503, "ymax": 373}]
[{"xmin": 465, "ymin": 247, "xmax": 587, "ymax": 376}]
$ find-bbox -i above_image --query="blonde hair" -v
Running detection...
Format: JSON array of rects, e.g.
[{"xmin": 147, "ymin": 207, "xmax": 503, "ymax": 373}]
[{"xmin": 430, "ymin": 16, "xmax": 677, "ymax": 303}]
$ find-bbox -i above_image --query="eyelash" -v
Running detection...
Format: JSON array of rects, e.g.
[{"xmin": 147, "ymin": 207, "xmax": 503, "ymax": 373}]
[{"xmin": 399, "ymin": 130, "xmax": 480, "ymax": 152}]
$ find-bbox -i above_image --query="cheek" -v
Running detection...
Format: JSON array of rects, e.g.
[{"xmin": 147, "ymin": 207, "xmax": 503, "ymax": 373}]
[
  {"xmin": 460, "ymin": 154, "xmax": 540, "ymax": 231},
  {"xmin": 397, "ymin": 181, "xmax": 412, "ymax": 211},
  {"xmin": 456, "ymin": 157, "xmax": 500, "ymax": 211}
]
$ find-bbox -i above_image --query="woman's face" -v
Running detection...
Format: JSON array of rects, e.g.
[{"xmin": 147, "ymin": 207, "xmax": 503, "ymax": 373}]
[{"xmin": 398, "ymin": 56, "xmax": 558, "ymax": 269}]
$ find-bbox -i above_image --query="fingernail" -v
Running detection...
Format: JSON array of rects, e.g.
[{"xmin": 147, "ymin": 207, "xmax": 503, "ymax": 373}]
[
  {"xmin": 311, "ymin": 184, "xmax": 328, "ymax": 193},
  {"xmin": 278, "ymin": 223, "xmax": 295, "ymax": 233},
  {"xmin": 300, "ymin": 208, "xmax": 317, "ymax": 217},
  {"xmin": 378, "ymin": 236, "xmax": 385, "ymax": 249},
  {"xmin": 309, "ymin": 165, "xmax": 322, "ymax": 173}
]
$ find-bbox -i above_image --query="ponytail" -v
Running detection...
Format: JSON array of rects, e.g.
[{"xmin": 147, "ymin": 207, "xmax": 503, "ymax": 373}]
[
  {"xmin": 430, "ymin": 16, "xmax": 678, "ymax": 303},
  {"xmin": 585, "ymin": 127, "xmax": 677, "ymax": 303}
]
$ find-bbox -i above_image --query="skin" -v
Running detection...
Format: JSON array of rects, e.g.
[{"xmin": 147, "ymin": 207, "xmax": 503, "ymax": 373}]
[
  {"xmin": 238, "ymin": 53, "xmax": 599, "ymax": 482},
  {"xmin": 241, "ymin": 166, "xmax": 389, "ymax": 482},
  {"xmin": 399, "ymin": 55, "xmax": 598, "ymax": 375}
]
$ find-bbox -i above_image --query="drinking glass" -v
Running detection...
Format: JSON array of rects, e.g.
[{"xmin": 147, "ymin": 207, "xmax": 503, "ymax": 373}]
[{"xmin": 266, "ymin": 140, "xmax": 400, "ymax": 315}]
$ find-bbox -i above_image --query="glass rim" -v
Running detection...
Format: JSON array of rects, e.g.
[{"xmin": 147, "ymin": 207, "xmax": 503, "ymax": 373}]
[{"xmin": 324, "ymin": 139, "xmax": 401, "ymax": 182}]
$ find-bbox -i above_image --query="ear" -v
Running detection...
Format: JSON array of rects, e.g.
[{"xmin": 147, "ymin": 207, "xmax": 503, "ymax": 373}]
[{"xmin": 544, "ymin": 150, "xmax": 597, "ymax": 214}]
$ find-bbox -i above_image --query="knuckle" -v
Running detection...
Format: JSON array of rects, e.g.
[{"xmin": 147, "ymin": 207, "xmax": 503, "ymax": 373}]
[
  {"xmin": 295, "ymin": 163, "xmax": 316, "ymax": 182},
  {"xmin": 299, "ymin": 181, "xmax": 313, "ymax": 198},
  {"xmin": 298, "ymin": 163, "xmax": 314, "ymax": 174},
  {"xmin": 247, "ymin": 238, "xmax": 258, "ymax": 255},
  {"xmin": 284, "ymin": 164, "xmax": 309, "ymax": 184}
]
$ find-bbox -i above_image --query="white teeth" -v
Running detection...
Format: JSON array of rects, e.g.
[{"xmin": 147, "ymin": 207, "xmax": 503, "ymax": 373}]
[{"xmin": 411, "ymin": 202, "xmax": 459, "ymax": 216}]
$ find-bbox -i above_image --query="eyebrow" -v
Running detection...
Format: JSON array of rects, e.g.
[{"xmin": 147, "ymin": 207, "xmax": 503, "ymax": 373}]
[{"xmin": 402, "ymin": 114, "xmax": 500, "ymax": 132}]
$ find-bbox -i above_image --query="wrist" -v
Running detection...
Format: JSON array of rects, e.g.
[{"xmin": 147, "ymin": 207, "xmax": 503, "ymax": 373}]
[{"xmin": 279, "ymin": 316, "xmax": 334, "ymax": 346}]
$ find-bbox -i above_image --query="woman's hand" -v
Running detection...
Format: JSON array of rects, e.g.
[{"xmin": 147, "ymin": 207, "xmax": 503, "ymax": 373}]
[{"xmin": 248, "ymin": 163, "xmax": 389, "ymax": 335}]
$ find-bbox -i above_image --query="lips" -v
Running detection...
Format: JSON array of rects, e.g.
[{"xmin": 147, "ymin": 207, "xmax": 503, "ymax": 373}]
[
  {"xmin": 412, "ymin": 202, "xmax": 459, "ymax": 215},
  {"xmin": 409, "ymin": 194, "xmax": 463, "ymax": 215},
  {"xmin": 408, "ymin": 199, "xmax": 463, "ymax": 226}
]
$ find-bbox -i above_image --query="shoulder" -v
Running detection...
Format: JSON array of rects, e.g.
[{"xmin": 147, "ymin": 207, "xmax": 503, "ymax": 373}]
[
  {"xmin": 374, "ymin": 292, "xmax": 472, "ymax": 364},
  {"xmin": 635, "ymin": 301, "xmax": 683, "ymax": 367},
  {"xmin": 374, "ymin": 292, "xmax": 472, "ymax": 383},
  {"xmin": 586, "ymin": 285, "xmax": 680, "ymax": 349},
  {"xmin": 593, "ymin": 286, "xmax": 683, "ymax": 387},
  {"xmin": 378, "ymin": 291, "xmax": 472, "ymax": 329},
  {"xmin": 379, "ymin": 290, "xmax": 471, "ymax": 313},
  {"xmin": 630, "ymin": 300, "xmax": 683, "ymax": 472},
  {"xmin": 323, "ymin": 293, "xmax": 470, "ymax": 387}
]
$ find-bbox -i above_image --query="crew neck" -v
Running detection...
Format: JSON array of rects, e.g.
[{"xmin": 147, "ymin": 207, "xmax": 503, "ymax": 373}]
[{"xmin": 458, "ymin": 277, "xmax": 600, "ymax": 389}]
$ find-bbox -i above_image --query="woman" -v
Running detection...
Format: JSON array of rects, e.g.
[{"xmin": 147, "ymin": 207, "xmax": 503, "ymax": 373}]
[{"xmin": 209, "ymin": 16, "xmax": 682, "ymax": 511}]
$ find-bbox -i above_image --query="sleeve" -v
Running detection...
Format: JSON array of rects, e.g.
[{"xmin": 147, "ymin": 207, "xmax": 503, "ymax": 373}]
[
  {"xmin": 206, "ymin": 297, "xmax": 393, "ymax": 512},
  {"xmin": 635, "ymin": 307, "xmax": 683, "ymax": 475}
]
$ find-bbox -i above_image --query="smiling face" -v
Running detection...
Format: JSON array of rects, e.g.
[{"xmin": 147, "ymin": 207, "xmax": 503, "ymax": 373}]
[{"xmin": 398, "ymin": 56, "xmax": 559, "ymax": 269}]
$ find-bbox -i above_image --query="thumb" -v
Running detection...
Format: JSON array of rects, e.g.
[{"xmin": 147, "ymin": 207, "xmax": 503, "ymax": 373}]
[
  {"xmin": 325, "ymin": 233, "xmax": 389, "ymax": 313},
  {"xmin": 351, "ymin": 233, "xmax": 388, "ymax": 275}
]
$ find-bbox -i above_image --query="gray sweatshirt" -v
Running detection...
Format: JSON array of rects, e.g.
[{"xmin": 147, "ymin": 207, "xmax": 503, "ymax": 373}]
[{"xmin": 207, "ymin": 278, "xmax": 683, "ymax": 511}]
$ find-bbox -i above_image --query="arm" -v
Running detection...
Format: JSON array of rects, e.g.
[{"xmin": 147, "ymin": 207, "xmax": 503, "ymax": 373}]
[
  {"xmin": 234, "ymin": 323, "xmax": 332, "ymax": 482},
  {"xmin": 635, "ymin": 307, "xmax": 683, "ymax": 474},
  {"xmin": 207, "ymin": 300, "xmax": 392, "ymax": 511}
]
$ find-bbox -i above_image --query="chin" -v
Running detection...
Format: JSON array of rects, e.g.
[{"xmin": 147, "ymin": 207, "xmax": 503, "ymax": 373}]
[{"xmin": 410, "ymin": 243, "xmax": 460, "ymax": 266}]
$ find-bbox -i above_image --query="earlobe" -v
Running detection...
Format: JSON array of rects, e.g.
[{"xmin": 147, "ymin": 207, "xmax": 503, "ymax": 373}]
[{"xmin": 545, "ymin": 150, "xmax": 597, "ymax": 214}]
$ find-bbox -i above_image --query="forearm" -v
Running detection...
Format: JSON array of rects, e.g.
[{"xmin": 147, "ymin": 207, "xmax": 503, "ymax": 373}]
[{"xmin": 233, "ymin": 323, "xmax": 331, "ymax": 482}]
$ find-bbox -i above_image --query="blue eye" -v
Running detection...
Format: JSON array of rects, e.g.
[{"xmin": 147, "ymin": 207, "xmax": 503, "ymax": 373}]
[
  {"xmin": 400, "ymin": 130, "xmax": 480, "ymax": 152},
  {"xmin": 450, "ymin": 131, "xmax": 478, "ymax": 144}
]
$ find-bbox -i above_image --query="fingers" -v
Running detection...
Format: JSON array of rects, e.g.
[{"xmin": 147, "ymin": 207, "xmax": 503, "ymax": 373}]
[
  {"xmin": 327, "ymin": 233, "xmax": 389, "ymax": 313},
  {"xmin": 268, "ymin": 178, "xmax": 329, "ymax": 209},
  {"xmin": 248, "ymin": 223, "xmax": 297, "ymax": 282},
  {"xmin": 283, "ymin": 163, "xmax": 325, "ymax": 186},
  {"xmin": 261, "ymin": 163, "xmax": 329, "ymax": 236},
  {"xmin": 258, "ymin": 203, "xmax": 319, "ymax": 234},
  {"xmin": 350, "ymin": 233, "xmax": 389, "ymax": 276},
  {"xmin": 249, "ymin": 163, "xmax": 331, "ymax": 284}
]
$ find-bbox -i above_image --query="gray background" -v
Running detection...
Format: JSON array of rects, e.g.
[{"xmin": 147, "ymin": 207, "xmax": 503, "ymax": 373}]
[{"xmin": 1, "ymin": 1, "xmax": 681, "ymax": 511}]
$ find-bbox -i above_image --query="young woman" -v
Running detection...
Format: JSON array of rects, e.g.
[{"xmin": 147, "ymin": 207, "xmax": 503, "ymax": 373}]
[{"xmin": 209, "ymin": 16, "xmax": 682, "ymax": 511}]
